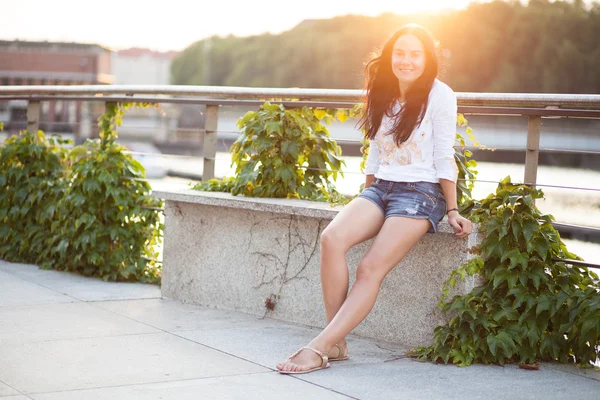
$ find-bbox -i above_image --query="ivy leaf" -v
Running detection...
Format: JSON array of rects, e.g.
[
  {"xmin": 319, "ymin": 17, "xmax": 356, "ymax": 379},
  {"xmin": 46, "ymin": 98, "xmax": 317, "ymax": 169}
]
[
  {"xmin": 495, "ymin": 331, "xmax": 517, "ymax": 358},
  {"xmin": 536, "ymin": 294, "xmax": 552, "ymax": 316},
  {"xmin": 314, "ymin": 109, "xmax": 327, "ymax": 120},
  {"xmin": 336, "ymin": 110, "xmax": 349, "ymax": 122},
  {"xmin": 491, "ymin": 307, "xmax": 519, "ymax": 324},
  {"xmin": 465, "ymin": 257, "xmax": 484, "ymax": 275},
  {"xmin": 486, "ymin": 335, "xmax": 499, "ymax": 357},
  {"xmin": 501, "ymin": 248, "xmax": 520, "ymax": 264},
  {"xmin": 522, "ymin": 218, "xmax": 538, "ymax": 242},
  {"xmin": 265, "ymin": 121, "xmax": 282, "ymax": 136},
  {"xmin": 282, "ymin": 140, "xmax": 300, "ymax": 159}
]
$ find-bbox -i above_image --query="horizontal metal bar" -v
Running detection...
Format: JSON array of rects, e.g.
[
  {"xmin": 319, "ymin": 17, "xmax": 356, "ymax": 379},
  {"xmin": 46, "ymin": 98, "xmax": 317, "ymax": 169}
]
[
  {"xmin": 538, "ymin": 148, "xmax": 600, "ymax": 155},
  {"xmin": 3, "ymin": 95, "xmax": 600, "ymax": 119},
  {"xmin": 0, "ymin": 85, "xmax": 599, "ymax": 108},
  {"xmin": 0, "ymin": 85, "xmax": 362, "ymax": 101},
  {"xmin": 552, "ymin": 258, "xmax": 600, "ymax": 270},
  {"xmin": 459, "ymin": 106, "xmax": 600, "ymax": 118},
  {"xmin": 0, "ymin": 95, "xmax": 357, "ymax": 109},
  {"xmin": 552, "ymin": 222, "xmax": 600, "ymax": 234},
  {"xmin": 463, "ymin": 178, "xmax": 600, "ymax": 192}
]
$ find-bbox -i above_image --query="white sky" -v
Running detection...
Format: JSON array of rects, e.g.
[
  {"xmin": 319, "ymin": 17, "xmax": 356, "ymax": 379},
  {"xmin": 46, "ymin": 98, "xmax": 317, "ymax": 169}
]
[{"xmin": 3, "ymin": 0, "xmax": 490, "ymax": 51}]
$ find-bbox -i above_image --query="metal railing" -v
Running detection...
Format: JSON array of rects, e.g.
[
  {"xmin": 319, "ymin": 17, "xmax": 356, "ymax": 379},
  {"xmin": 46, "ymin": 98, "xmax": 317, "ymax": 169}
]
[
  {"xmin": 2, "ymin": 85, "xmax": 599, "ymax": 183},
  {"xmin": 1, "ymin": 85, "xmax": 599, "ymax": 268}
]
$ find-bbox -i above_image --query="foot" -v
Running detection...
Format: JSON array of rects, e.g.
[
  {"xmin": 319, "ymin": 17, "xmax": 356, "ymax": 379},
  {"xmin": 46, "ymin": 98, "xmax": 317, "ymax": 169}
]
[
  {"xmin": 276, "ymin": 346, "xmax": 329, "ymax": 374},
  {"xmin": 328, "ymin": 341, "xmax": 349, "ymax": 361}
]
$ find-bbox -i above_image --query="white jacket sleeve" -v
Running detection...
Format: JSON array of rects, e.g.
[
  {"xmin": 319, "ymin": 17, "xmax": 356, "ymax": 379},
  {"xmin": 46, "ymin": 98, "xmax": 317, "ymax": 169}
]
[
  {"xmin": 364, "ymin": 139, "xmax": 379, "ymax": 175},
  {"xmin": 432, "ymin": 88, "xmax": 459, "ymax": 182}
]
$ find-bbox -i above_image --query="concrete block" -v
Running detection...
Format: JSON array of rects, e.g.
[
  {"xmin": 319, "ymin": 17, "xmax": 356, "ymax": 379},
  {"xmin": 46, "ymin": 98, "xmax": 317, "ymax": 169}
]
[{"xmin": 154, "ymin": 189, "xmax": 482, "ymax": 347}]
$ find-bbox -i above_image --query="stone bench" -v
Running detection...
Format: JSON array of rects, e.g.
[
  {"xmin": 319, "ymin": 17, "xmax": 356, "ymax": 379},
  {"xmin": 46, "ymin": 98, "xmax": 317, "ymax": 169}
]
[{"xmin": 153, "ymin": 189, "xmax": 482, "ymax": 347}]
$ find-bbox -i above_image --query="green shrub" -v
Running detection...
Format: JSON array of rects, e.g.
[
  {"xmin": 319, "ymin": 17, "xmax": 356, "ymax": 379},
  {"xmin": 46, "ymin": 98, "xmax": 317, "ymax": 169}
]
[
  {"xmin": 193, "ymin": 102, "xmax": 344, "ymax": 201},
  {"xmin": 0, "ymin": 103, "xmax": 163, "ymax": 283},
  {"xmin": 0, "ymin": 130, "xmax": 71, "ymax": 263},
  {"xmin": 41, "ymin": 103, "xmax": 163, "ymax": 283},
  {"xmin": 412, "ymin": 177, "xmax": 599, "ymax": 367}
]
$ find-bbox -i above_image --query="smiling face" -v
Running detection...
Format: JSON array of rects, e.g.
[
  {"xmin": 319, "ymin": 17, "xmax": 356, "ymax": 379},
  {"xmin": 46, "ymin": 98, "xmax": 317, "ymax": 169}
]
[{"xmin": 391, "ymin": 33, "xmax": 426, "ymax": 92}]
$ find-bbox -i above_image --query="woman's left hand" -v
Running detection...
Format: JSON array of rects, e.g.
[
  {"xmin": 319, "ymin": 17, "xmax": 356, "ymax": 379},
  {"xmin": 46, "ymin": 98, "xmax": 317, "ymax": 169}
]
[{"xmin": 448, "ymin": 212, "xmax": 473, "ymax": 238}]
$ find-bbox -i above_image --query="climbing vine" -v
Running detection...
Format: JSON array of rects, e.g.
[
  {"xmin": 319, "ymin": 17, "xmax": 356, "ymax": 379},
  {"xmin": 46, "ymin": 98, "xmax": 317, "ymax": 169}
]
[{"xmin": 411, "ymin": 177, "xmax": 599, "ymax": 367}]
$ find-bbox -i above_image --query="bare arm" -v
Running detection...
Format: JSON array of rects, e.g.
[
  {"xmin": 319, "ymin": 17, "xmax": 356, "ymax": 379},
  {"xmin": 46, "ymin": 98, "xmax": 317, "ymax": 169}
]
[
  {"xmin": 439, "ymin": 178, "xmax": 458, "ymax": 211},
  {"xmin": 439, "ymin": 178, "xmax": 472, "ymax": 238},
  {"xmin": 364, "ymin": 174, "xmax": 376, "ymax": 189}
]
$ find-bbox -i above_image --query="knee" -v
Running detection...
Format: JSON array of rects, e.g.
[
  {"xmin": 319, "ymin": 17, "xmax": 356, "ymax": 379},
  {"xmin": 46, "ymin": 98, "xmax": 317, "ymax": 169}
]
[
  {"xmin": 320, "ymin": 226, "xmax": 345, "ymax": 252},
  {"xmin": 355, "ymin": 259, "xmax": 383, "ymax": 284}
]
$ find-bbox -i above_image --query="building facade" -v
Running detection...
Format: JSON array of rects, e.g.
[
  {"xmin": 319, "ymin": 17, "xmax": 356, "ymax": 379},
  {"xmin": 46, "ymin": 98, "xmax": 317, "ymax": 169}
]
[{"xmin": 0, "ymin": 40, "xmax": 114, "ymax": 136}]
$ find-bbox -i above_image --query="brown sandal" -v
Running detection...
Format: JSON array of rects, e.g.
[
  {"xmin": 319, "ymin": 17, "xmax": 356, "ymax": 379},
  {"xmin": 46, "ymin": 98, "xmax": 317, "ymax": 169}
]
[
  {"xmin": 329, "ymin": 343, "xmax": 349, "ymax": 362},
  {"xmin": 278, "ymin": 346, "xmax": 330, "ymax": 375}
]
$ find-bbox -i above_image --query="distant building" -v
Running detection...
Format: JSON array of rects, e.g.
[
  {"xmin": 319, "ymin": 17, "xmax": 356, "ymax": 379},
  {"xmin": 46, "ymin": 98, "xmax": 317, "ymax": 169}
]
[
  {"xmin": 0, "ymin": 40, "xmax": 114, "ymax": 136},
  {"xmin": 112, "ymin": 48, "xmax": 179, "ymax": 85},
  {"xmin": 0, "ymin": 40, "xmax": 114, "ymax": 86},
  {"xmin": 111, "ymin": 47, "xmax": 185, "ymax": 159}
]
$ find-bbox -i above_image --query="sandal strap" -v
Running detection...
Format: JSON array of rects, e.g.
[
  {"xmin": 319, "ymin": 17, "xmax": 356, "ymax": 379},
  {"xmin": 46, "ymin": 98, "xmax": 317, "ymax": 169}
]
[
  {"xmin": 286, "ymin": 348, "xmax": 303, "ymax": 361},
  {"xmin": 333, "ymin": 343, "xmax": 346, "ymax": 357},
  {"xmin": 302, "ymin": 346, "xmax": 329, "ymax": 367}
]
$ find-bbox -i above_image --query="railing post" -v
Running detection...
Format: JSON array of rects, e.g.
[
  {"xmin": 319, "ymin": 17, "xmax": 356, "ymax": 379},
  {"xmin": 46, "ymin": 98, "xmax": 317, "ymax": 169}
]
[
  {"xmin": 27, "ymin": 101, "xmax": 40, "ymax": 133},
  {"xmin": 524, "ymin": 115, "xmax": 541, "ymax": 187},
  {"xmin": 203, "ymin": 105, "xmax": 219, "ymax": 181},
  {"xmin": 78, "ymin": 101, "xmax": 92, "ymax": 142}
]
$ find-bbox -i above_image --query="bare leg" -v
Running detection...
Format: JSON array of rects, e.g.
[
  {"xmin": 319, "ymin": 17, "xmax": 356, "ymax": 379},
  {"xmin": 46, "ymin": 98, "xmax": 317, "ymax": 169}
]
[
  {"xmin": 319, "ymin": 198, "xmax": 384, "ymax": 356},
  {"xmin": 277, "ymin": 217, "xmax": 430, "ymax": 373}
]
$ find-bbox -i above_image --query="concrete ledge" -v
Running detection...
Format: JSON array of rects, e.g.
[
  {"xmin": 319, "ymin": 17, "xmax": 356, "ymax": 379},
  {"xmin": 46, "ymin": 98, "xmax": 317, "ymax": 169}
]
[
  {"xmin": 152, "ymin": 189, "xmax": 461, "ymax": 234},
  {"xmin": 154, "ymin": 188, "xmax": 482, "ymax": 347}
]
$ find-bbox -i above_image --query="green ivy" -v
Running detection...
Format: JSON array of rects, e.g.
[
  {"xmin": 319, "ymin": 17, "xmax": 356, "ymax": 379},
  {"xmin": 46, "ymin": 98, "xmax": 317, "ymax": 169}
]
[
  {"xmin": 412, "ymin": 177, "xmax": 600, "ymax": 367},
  {"xmin": 0, "ymin": 103, "xmax": 164, "ymax": 283},
  {"xmin": 0, "ymin": 131, "xmax": 70, "ymax": 263},
  {"xmin": 193, "ymin": 102, "xmax": 345, "ymax": 201},
  {"xmin": 41, "ymin": 102, "xmax": 163, "ymax": 283},
  {"xmin": 455, "ymin": 114, "xmax": 479, "ymax": 206}
]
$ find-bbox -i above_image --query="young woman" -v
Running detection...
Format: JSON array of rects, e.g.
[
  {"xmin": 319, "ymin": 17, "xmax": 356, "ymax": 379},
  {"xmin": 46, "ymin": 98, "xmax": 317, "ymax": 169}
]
[{"xmin": 276, "ymin": 24, "xmax": 473, "ymax": 374}]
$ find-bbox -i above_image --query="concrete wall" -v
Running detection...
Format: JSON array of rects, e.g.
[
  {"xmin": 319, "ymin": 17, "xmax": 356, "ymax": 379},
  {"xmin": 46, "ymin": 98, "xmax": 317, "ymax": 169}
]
[{"xmin": 154, "ymin": 189, "xmax": 482, "ymax": 347}]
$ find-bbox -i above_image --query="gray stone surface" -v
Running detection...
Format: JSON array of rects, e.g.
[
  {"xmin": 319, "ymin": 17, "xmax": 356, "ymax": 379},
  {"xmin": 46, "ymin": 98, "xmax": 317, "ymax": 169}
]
[
  {"xmin": 0, "ymin": 270, "xmax": 75, "ymax": 307},
  {"xmin": 0, "ymin": 302, "xmax": 160, "ymax": 344},
  {"xmin": 0, "ymin": 333, "xmax": 267, "ymax": 394},
  {"xmin": 153, "ymin": 188, "xmax": 462, "ymax": 234},
  {"xmin": 153, "ymin": 188, "xmax": 343, "ymax": 221},
  {"xmin": 159, "ymin": 190, "xmax": 481, "ymax": 347},
  {"xmin": 29, "ymin": 373, "xmax": 350, "ymax": 400},
  {"xmin": 0, "ymin": 381, "xmax": 20, "ymax": 397},
  {"xmin": 178, "ymin": 323, "xmax": 407, "ymax": 369},
  {"xmin": 1, "ymin": 260, "xmax": 599, "ymax": 399},
  {"xmin": 297, "ymin": 359, "xmax": 600, "ymax": 400},
  {"xmin": 94, "ymin": 298, "xmax": 285, "ymax": 332},
  {"xmin": 0, "ymin": 261, "xmax": 160, "ymax": 302}
]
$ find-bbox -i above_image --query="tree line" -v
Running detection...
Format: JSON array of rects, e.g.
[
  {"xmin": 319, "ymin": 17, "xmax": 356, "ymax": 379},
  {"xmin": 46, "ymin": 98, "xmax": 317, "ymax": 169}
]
[{"xmin": 171, "ymin": 0, "xmax": 600, "ymax": 93}]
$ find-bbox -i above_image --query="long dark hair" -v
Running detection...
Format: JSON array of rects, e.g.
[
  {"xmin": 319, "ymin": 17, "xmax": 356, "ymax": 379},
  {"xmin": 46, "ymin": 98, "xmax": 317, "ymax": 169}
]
[{"xmin": 359, "ymin": 24, "xmax": 439, "ymax": 146}]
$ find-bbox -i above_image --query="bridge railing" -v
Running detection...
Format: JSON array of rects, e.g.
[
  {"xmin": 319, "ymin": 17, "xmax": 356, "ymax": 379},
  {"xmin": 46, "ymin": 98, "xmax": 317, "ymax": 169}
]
[{"xmin": 1, "ymin": 85, "xmax": 599, "ymax": 268}]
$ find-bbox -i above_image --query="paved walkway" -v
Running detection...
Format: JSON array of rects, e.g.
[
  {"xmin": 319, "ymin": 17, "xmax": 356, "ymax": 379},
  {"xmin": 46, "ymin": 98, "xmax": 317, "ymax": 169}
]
[{"xmin": 1, "ymin": 260, "xmax": 599, "ymax": 399}]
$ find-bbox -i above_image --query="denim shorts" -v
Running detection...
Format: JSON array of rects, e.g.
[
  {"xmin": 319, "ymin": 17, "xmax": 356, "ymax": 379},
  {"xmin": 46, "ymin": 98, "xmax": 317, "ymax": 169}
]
[{"xmin": 358, "ymin": 179, "xmax": 447, "ymax": 233}]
